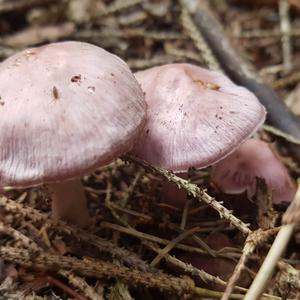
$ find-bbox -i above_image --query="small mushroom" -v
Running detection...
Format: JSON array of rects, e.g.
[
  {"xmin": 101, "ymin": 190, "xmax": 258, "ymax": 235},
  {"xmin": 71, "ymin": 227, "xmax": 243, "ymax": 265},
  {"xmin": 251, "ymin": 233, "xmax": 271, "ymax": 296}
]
[
  {"xmin": 210, "ymin": 139, "xmax": 297, "ymax": 204},
  {"xmin": 0, "ymin": 41, "xmax": 146, "ymax": 226},
  {"xmin": 132, "ymin": 63, "xmax": 266, "ymax": 206}
]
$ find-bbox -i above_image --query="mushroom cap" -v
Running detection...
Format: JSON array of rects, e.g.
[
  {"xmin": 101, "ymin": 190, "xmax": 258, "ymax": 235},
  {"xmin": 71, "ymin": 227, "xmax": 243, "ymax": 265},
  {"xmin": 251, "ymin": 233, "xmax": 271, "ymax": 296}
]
[
  {"xmin": 0, "ymin": 41, "xmax": 146, "ymax": 187},
  {"xmin": 132, "ymin": 63, "xmax": 266, "ymax": 172},
  {"xmin": 211, "ymin": 139, "xmax": 297, "ymax": 203}
]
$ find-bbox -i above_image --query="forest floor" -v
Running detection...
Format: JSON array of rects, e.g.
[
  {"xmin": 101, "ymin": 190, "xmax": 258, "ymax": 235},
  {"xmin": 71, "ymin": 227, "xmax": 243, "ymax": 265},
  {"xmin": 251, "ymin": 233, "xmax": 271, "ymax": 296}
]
[{"xmin": 1, "ymin": 0, "xmax": 300, "ymax": 299}]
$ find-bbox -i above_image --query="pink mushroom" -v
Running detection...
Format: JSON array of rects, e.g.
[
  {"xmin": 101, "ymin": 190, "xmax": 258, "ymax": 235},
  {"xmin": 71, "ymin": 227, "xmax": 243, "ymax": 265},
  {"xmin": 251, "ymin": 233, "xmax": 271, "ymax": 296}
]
[
  {"xmin": 132, "ymin": 63, "xmax": 266, "ymax": 206},
  {"xmin": 211, "ymin": 139, "xmax": 296, "ymax": 204},
  {"xmin": 0, "ymin": 41, "xmax": 146, "ymax": 226}
]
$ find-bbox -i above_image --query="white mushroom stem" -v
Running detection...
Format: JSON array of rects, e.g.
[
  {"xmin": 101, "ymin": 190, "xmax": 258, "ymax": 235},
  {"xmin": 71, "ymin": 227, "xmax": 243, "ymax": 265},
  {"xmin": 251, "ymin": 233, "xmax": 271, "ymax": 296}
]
[{"xmin": 48, "ymin": 179, "xmax": 90, "ymax": 227}]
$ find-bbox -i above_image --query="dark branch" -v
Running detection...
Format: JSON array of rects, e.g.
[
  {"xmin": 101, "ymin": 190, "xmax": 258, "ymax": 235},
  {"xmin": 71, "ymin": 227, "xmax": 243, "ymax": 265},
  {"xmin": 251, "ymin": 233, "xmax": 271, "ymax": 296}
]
[{"xmin": 191, "ymin": 1, "xmax": 300, "ymax": 162}]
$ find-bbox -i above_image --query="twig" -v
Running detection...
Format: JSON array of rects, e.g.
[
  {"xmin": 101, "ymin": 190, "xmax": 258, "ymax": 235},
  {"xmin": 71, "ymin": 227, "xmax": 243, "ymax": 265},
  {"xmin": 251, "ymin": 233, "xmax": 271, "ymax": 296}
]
[
  {"xmin": 221, "ymin": 228, "xmax": 279, "ymax": 300},
  {"xmin": 244, "ymin": 182, "xmax": 300, "ymax": 300},
  {"xmin": 1, "ymin": 221, "xmax": 98, "ymax": 300},
  {"xmin": 46, "ymin": 275, "xmax": 88, "ymax": 300},
  {"xmin": 0, "ymin": 196, "xmax": 153, "ymax": 272},
  {"xmin": 101, "ymin": 221, "xmax": 215, "ymax": 255},
  {"xmin": 0, "ymin": 0, "xmax": 56, "ymax": 13},
  {"xmin": 279, "ymin": 0, "xmax": 293, "ymax": 73},
  {"xmin": 127, "ymin": 55, "xmax": 183, "ymax": 70},
  {"xmin": 277, "ymin": 261, "xmax": 300, "ymax": 293},
  {"xmin": 126, "ymin": 155, "xmax": 251, "ymax": 235},
  {"xmin": 263, "ymin": 124, "xmax": 300, "ymax": 145},
  {"xmin": 105, "ymin": 182, "xmax": 128, "ymax": 226},
  {"xmin": 144, "ymin": 240, "xmax": 247, "ymax": 293},
  {"xmin": 234, "ymin": 28, "xmax": 300, "ymax": 39},
  {"xmin": 179, "ymin": 1, "xmax": 221, "ymax": 71},
  {"xmin": 1, "ymin": 23, "xmax": 75, "ymax": 48},
  {"xmin": 98, "ymin": 0, "xmax": 144, "ymax": 17},
  {"xmin": 146, "ymin": 241, "xmax": 290, "ymax": 300},
  {"xmin": 150, "ymin": 227, "xmax": 200, "ymax": 266},
  {"xmin": 164, "ymin": 44, "xmax": 204, "ymax": 64},
  {"xmin": 189, "ymin": 0, "xmax": 300, "ymax": 164},
  {"xmin": 180, "ymin": 199, "xmax": 192, "ymax": 230},
  {"xmin": 283, "ymin": 179, "xmax": 300, "ymax": 224},
  {"xmin": 108, "ymin": 282, "xmax": 133, "ymax": 300},
  {"xmin": 74, "ymin": 29, "xmax": 182, "ymax": 41},
  {"xmin": 272, "ymin": 71, "xmax": 300, "ymax": 89},
  {"xmin": 59, "ymin": 270, "xmax": 103, "ymax": 300},
  {"xmin": 0, "ymin": 246, "xmax": 195, "ymax": 296},
  {"xmin": 0, "ymin": 222, "xmax": 40, "ymax": 251},
  {"xmin": 244, "ymin": 224, "xmax": 295, "ymax": 300}
]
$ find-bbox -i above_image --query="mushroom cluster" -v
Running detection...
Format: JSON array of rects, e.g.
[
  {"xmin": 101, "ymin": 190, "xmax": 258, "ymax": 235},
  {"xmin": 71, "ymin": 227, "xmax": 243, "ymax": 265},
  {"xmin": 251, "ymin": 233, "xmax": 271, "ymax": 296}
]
[{"xmin": 0, "ymin": 41, "xmax": 146, "ymax": 226}]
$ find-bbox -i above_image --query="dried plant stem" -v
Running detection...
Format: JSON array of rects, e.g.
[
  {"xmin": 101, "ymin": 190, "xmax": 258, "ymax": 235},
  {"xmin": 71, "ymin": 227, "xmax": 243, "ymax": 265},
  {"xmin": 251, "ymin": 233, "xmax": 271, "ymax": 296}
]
[
  {"xmin": 2, "ymin": 221, "xmax": 100, "ymax": 300},
  {"xmin": 0, "ymin": 222, "xmax": 40, "ymax": 251},
  {"xmin": 279, "ymin": 0, "xmax": 292, "ymax": 73},
  {"xmin": 126, "ymin": 155, "xmax": 251, "ymax": 235},
  {"xmin": 150, "ymin": 241, "xmax": 289, "ymax": 300},
  {"xmin": 46, "ymin": 275, "xmax": 88, "ymax": 300},
  {"xmin": 75, "ymin": 29, "xmax": 182, "ymax": 41},
  {"xmin": 164, "ymin": 44, "xmax": 204, "ymax": 63},
  {"xmin": 0, "ymin": 196, "xmax": 152, "ymax": 272},
  {"xmin": 234, "ymin": 28, "xmax": 300, "ymax": 39},
  {"xmin": 59, "ymin": 270, "xmax": 103, "ymax": 300},
  {"xmin": 263, "ymin": 124, "xmax": 300, "ymax": 145},
  {"xmin": 102, "ymin": 221, "xmax": 243, "ymax": 260},
  {"xmin": 150, "ymin": 227, "xmax": 200, "ymax": 266},
  {"xmin": 99, "ymin": 0, "xmax": 143, "ymax": 17},
  {"xmin": 0, "ymin": 246, "xmax": 195, "ymax": 296},
  {"xmin": 222, "ymin": 243, "xmax": 255, "ymax": 300},
  {"xmin": 128, "ymin": 55, "xmax": 183, "ymax": 70},
  {"xmin": 102, "ymin": 221, "xmax": 214, "ymax": 255},
  {"xmin": 221, "ymin": 228, "xmax": 279, "ymax": 300},
  {"xmin": 244, "ymin": 224, "xmax": 295, "ymax": 300},
  {"xmin": 144, "ymin": 241, "xmax": 247, "ymax": 293},
  {"xmin": 108, "ymin": 282, "xmax": 133, "ymax": 300},
  {"xmin": 272, "ymin": 71, "xmax": 300, "ymax": 89},
  {"xmin": 0, "ymin": 0, "xmax": 56, "ymax": 13},
  {"xmin": 179, "ymin": 2, "xmax": 221, "ymax": 71},
  {"xmin": 283, "ymin": 180, "xmax": 300, "ymax": 224}
]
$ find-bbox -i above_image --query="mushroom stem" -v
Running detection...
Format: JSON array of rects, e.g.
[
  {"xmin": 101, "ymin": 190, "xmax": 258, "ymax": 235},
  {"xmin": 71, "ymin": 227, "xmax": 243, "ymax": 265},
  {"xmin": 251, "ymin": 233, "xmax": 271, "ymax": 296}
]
[{"xmin": 48, "ymin": 179, "xmax": 90, "ymax": 227}]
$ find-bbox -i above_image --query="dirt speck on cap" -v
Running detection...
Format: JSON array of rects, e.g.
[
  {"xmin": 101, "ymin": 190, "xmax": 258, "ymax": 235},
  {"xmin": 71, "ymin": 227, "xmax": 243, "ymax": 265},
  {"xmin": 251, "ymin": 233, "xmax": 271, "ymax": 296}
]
[
  {"xmin": 71, "ymin": 74, "xmax": 82, "ymax": 83},
  {"xmin": 52, "ymin": 86, "xmax": 59, "ymax": 100}
]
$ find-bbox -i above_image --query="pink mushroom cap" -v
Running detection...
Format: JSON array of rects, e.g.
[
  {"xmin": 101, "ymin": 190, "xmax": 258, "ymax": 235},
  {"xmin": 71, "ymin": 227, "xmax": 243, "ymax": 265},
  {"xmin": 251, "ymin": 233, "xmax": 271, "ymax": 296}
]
[
  {"xmin": 0, "ymin": 41, "xmax": 146, "ymax": 187},
  {"xmin": 133, "ymin": 63, "xmax": 266, "ymax": 172},
  {"xmin": 211, "ymin": 139, "xmax": 297, "ymax": 203}
]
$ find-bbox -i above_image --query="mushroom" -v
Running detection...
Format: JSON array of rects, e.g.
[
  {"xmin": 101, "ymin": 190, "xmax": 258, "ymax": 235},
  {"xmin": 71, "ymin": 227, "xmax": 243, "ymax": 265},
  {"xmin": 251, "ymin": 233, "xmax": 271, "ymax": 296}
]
[
  {"xmin": 210, "ymin": 139, "xmax": 297, "ymax": 204},
  {"xmin": 132, "ymin": 63, "xmax": 266, "ymax": 206},
  {"xmin": 0, "ymin": 41, "xmax": 146, "ymax": 226}
]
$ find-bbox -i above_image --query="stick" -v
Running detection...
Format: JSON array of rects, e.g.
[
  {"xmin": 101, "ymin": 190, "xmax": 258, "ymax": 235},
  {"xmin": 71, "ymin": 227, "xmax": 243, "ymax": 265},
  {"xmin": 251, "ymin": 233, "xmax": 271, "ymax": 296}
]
[
  {"xmin": 244, "ymin": 184, "xmax": 300, "ymax": 299},
  {"xmin": 127, "ymin": 155, "xmax": 251, "ymax": 235},
  {"xmin": 243, "ymin": 224, "xmax": 294, "ymax": 300}
]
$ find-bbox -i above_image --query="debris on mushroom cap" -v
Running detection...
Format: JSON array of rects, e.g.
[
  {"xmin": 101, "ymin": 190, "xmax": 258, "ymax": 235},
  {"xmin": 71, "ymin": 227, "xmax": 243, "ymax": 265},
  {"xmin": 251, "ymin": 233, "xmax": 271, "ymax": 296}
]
[
  {"xmin": 0, "ymin": 41, "xmax": 146, "ymax": 187},
  {"xmin": 211, "ymin": 139, "xmax": 297, "ymax": 204},
  {"xmin": 132, "ymin": 63, "xmax": 266, "ymax": 172}
]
